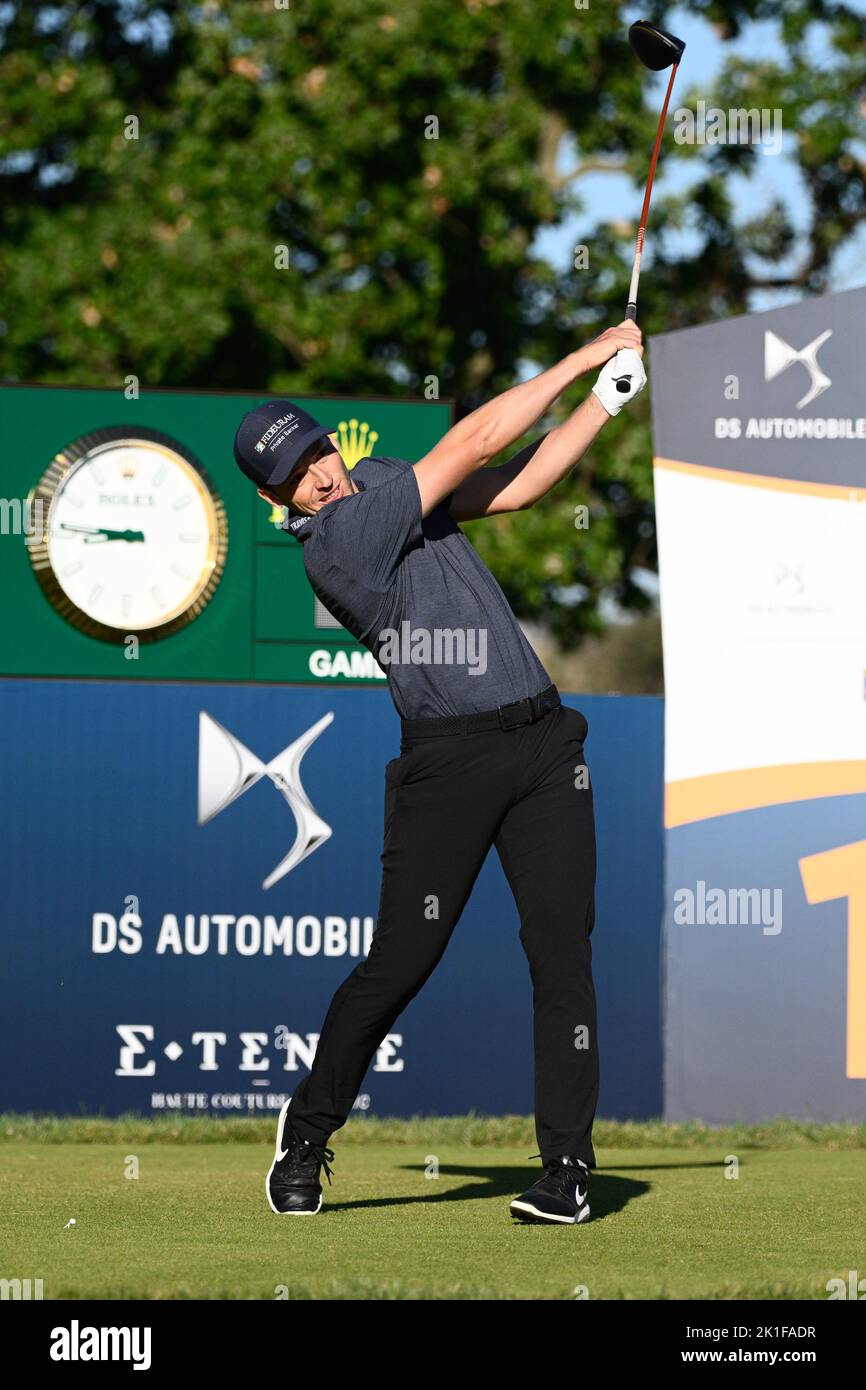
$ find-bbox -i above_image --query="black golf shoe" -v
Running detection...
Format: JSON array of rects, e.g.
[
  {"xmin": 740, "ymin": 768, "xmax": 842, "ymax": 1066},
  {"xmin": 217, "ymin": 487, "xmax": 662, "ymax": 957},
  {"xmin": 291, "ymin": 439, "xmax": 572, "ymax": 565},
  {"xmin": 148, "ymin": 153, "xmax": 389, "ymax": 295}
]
[
  {"xmin": 266, "ymin": 1100, "xmax": 335, "ymax": 1216},
  {"xmin": 509, "ymin": 1154, "xmax": 591, "ymax": 1225}
]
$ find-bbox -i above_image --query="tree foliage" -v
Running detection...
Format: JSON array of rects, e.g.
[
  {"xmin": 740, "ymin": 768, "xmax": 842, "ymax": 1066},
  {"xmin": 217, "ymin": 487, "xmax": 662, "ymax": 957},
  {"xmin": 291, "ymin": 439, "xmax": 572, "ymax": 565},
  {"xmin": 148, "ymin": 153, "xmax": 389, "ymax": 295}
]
[{"xmin": 1, "ymin": 0, "xmax": 863, "ymax": 641}]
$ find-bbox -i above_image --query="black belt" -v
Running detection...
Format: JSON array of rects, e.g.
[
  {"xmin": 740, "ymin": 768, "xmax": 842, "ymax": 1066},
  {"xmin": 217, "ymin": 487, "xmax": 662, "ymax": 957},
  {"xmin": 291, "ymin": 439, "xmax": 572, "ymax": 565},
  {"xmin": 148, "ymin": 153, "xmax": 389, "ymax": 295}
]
[{"xmin": 400, "ymin": 685, "xmax": 561, "ymax": 740}]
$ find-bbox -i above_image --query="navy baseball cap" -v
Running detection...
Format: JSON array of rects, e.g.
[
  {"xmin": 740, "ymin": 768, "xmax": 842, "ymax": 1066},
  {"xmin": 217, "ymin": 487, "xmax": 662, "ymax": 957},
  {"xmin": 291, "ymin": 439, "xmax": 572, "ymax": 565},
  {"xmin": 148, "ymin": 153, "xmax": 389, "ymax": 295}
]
[{"xmin": 233, "ymin": 399, "xmax": 335, "ymax": 489}]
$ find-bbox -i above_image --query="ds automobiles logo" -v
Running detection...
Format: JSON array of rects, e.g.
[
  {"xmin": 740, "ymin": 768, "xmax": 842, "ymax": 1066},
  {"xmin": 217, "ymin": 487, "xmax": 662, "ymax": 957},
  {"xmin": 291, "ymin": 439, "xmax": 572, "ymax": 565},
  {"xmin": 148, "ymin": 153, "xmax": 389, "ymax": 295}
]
[
  {"xmin": 197, "ymin": 711, "xmax": 333, "ymax": 889},
  {"xmin": 764, "ymin": 328, "xmax": 832, "ymax": 409}
]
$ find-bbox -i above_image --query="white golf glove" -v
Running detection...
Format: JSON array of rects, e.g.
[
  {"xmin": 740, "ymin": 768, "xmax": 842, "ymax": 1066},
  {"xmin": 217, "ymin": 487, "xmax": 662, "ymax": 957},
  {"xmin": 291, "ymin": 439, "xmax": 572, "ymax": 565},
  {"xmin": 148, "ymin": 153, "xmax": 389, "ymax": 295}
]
[{"xmin": 592, "ymin": 348, "xmax": 647, "ymax": 416}]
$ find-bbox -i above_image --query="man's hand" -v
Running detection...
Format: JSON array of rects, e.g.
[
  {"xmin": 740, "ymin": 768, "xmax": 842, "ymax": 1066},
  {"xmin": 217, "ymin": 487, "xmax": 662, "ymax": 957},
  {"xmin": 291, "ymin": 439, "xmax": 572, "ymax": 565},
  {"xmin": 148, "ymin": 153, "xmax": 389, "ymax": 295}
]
[
  {"xmin": 578, "ymin": 321, "xmax": 643, "ymax": 374},
  {"xmin": 592, "ymin": 348, "xmax": 647, "ymax": 417}
]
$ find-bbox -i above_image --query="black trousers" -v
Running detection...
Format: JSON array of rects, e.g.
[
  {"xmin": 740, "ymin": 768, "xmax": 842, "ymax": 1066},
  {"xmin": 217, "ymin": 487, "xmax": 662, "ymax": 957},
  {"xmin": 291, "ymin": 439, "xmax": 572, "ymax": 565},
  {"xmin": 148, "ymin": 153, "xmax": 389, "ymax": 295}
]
[{"xmin": 287, "ymin": 696, "xmax": 599, "ymax": 1167}]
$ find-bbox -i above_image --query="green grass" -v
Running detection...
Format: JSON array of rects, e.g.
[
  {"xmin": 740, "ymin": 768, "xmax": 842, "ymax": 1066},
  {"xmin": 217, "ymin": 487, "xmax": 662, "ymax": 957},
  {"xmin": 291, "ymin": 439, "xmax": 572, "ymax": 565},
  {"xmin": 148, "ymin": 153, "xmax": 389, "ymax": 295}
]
[
  {"xmin": 4, "ymin": 1111, "xmax": 866, "ymax": 1148},
  {"xmin": 1, "ymin": 1116, "xmax": 864, "ymax": 1299}
]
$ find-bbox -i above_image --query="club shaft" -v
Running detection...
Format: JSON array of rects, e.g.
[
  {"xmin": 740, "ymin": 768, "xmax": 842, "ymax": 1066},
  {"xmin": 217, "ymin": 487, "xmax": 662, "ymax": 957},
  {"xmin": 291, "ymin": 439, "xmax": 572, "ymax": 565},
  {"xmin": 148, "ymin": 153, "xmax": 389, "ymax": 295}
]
[{"xmin": 626, "ymin": 62, "xmax": 680, "ymax": 319}]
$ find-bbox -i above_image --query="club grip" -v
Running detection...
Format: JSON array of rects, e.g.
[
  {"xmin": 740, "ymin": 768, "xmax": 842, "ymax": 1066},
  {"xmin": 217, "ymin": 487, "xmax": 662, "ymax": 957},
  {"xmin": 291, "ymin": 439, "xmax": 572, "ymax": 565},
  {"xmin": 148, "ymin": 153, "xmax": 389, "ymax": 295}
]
[{"xmin": 624, "ymin": 303, "xmax": 638, "ymax": 321}]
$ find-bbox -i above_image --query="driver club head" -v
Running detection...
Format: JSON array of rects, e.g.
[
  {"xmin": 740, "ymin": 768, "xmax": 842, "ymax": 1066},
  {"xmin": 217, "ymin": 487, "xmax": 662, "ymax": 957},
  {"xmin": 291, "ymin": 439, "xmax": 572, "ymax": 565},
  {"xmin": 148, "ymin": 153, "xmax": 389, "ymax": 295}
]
[{"xmin": 628, "ymin": 19, "xmax": 686, "ymax": 71}]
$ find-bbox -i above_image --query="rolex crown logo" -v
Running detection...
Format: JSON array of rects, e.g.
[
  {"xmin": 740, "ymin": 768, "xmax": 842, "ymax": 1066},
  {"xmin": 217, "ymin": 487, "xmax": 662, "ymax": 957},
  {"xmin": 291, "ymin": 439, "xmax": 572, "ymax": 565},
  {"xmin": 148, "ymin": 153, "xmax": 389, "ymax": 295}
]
[
  {"xmin": 337, "ymin": 418, "xmax": 379, "ymax": 470},
  {"xmin": 121, "ymin": 458, "xmax": 137, "ymax": 479}
]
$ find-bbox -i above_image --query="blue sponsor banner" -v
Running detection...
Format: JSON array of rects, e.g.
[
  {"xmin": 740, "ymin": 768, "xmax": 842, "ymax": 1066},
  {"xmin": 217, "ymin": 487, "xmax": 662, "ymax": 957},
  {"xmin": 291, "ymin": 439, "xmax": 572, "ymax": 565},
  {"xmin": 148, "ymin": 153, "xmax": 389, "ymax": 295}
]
[
  {"xmin": 653, "ymin": 289, "xmax": 866, "ymax": 1123},
  {"xmin": 0, "ymin": 680, "xmax": 663, "ymax": 1120},
  {"xmin": 664, "ymin": 797, "xmax": 866, "ymax": 1123}
]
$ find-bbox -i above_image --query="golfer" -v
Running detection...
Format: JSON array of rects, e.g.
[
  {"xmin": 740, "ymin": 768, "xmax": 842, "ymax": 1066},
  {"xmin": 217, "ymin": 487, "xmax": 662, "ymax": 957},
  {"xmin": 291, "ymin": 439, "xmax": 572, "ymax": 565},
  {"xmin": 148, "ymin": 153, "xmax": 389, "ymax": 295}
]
[{"xmin": 233, "ymin": 324, "xmax": 646, "ymax": 1223}]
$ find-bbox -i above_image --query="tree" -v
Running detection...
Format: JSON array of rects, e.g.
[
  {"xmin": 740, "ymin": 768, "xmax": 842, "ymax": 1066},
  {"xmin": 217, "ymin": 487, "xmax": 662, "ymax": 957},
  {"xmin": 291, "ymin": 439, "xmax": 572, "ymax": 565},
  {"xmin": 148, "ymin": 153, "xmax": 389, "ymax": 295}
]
[{"xmin": 1, "ymin": 0, "xmax": 863, "ymax": 645}]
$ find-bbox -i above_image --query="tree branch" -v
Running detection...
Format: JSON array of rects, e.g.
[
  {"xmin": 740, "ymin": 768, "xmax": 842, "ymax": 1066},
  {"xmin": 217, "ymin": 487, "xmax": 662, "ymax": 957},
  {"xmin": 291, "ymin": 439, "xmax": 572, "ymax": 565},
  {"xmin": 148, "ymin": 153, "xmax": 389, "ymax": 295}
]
[{"xmin": 537, "ymin": 113, "xmax": 626, "ymax": 192}]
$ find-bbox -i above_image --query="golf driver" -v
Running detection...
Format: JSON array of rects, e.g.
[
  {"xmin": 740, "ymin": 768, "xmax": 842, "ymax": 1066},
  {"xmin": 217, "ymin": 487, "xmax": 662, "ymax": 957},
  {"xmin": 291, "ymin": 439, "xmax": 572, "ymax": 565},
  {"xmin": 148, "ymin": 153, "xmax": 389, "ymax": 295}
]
[{"xmin": 615, "ymin": 19, "xmax": 686, "ymax": 392}]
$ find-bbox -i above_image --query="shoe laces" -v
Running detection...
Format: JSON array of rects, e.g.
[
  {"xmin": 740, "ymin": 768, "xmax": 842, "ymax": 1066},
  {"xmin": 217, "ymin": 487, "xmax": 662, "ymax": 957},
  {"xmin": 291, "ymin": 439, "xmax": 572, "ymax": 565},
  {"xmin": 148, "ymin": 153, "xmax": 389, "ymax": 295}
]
[
  {"xmin": 296, "ymin": 1137, "xmax": 335, "ymax": 1186},
  {"xmin": 528, "ymin": 1153, "xmax": 588, "ymax": 1197}
]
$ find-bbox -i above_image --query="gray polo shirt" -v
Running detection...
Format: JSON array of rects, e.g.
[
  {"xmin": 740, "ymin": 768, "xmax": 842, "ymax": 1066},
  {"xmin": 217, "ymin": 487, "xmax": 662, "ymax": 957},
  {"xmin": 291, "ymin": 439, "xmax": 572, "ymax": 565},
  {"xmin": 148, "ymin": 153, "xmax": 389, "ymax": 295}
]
[{"xmin": 283, "ymin": 455, "xmax": 551, "ymax": 720}]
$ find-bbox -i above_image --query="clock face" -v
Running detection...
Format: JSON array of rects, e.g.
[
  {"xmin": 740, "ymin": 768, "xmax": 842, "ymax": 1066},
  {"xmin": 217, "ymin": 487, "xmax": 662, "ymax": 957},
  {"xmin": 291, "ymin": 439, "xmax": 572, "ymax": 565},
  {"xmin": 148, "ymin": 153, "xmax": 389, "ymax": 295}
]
[{"xmin": 27, "ymin": 427, "xmax": 228, "ymax": 642}]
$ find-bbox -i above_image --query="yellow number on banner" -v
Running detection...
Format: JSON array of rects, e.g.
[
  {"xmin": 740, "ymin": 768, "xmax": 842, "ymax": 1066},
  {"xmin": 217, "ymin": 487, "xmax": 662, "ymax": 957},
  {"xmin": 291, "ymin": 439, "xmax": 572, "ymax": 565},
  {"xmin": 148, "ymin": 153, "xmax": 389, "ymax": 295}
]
[{"xmin": 800, "ymin": 841, "xmax": 866, "ymax": 1078}]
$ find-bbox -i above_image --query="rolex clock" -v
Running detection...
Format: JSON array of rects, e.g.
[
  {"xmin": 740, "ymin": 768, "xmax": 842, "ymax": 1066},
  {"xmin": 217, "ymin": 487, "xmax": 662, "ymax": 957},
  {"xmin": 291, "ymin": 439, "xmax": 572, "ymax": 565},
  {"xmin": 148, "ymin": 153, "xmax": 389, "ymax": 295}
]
[{"xmin": 27, "ymin": 426, "xmax": 228, "ymax": 643}]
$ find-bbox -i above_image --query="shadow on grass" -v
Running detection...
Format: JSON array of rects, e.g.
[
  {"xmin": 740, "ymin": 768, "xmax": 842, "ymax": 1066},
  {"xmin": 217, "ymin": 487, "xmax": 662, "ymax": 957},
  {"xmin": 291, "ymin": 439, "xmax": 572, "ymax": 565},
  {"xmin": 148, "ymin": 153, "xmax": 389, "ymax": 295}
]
[{"xmin": 320, "ymin": 1158, "xmax": 726, "ymax": 1218}]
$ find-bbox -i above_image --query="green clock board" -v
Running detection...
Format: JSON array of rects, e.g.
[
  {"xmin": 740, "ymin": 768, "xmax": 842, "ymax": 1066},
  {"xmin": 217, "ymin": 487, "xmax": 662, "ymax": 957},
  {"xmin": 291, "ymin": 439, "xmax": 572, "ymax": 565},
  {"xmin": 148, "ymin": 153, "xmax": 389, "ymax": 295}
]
[{"xmin": 0, "ymin": 384, "xmax": 452, "ymax": 684}]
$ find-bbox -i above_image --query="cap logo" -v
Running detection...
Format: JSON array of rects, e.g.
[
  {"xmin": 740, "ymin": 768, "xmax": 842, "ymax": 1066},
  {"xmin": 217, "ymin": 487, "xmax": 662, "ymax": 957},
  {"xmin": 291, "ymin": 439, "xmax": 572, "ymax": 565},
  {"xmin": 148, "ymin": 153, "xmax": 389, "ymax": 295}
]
[{"xmin": 255, "ymin": 412, "xmax": 298, "ymax": 455}]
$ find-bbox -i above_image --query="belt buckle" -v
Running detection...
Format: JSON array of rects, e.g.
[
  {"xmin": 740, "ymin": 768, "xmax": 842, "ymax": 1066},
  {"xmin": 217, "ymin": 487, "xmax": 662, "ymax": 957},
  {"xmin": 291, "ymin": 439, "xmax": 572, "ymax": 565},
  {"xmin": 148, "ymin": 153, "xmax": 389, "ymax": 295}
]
[{"xmin": 497, "ymin": 697, "xmax": 532, "ymax": 731}]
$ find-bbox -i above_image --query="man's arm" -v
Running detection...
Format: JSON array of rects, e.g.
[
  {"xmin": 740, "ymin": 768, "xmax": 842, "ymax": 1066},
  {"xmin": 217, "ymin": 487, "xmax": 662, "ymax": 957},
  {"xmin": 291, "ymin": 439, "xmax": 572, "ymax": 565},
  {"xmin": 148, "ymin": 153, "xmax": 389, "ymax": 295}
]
[
  {"xmin": 413, "ymin": 321, "xmax": 642, "ymax": 518},
  {"xmin": 448, "ymin": 393, "xmax": 610, "ymax": 521}
]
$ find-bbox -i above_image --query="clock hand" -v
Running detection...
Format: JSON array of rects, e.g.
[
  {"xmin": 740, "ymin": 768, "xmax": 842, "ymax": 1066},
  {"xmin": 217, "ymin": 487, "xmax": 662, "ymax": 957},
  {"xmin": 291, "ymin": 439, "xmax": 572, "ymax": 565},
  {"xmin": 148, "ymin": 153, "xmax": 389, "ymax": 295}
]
[
  {"xmin": 60, "ymin": 523, "xmax": 146, "ymax": 543},
  {"xmin": 95, "ymin": 528, "xmax": 146, "ymax": 543}
]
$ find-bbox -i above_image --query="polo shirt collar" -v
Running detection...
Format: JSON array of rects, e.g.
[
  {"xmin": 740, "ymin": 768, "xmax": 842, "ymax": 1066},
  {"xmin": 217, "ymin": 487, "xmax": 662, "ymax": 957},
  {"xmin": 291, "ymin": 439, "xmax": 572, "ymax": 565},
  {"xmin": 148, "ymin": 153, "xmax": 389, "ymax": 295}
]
[{"xmin": 282, "ymin": 510, "xmax": 314, "ymax": 542}]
